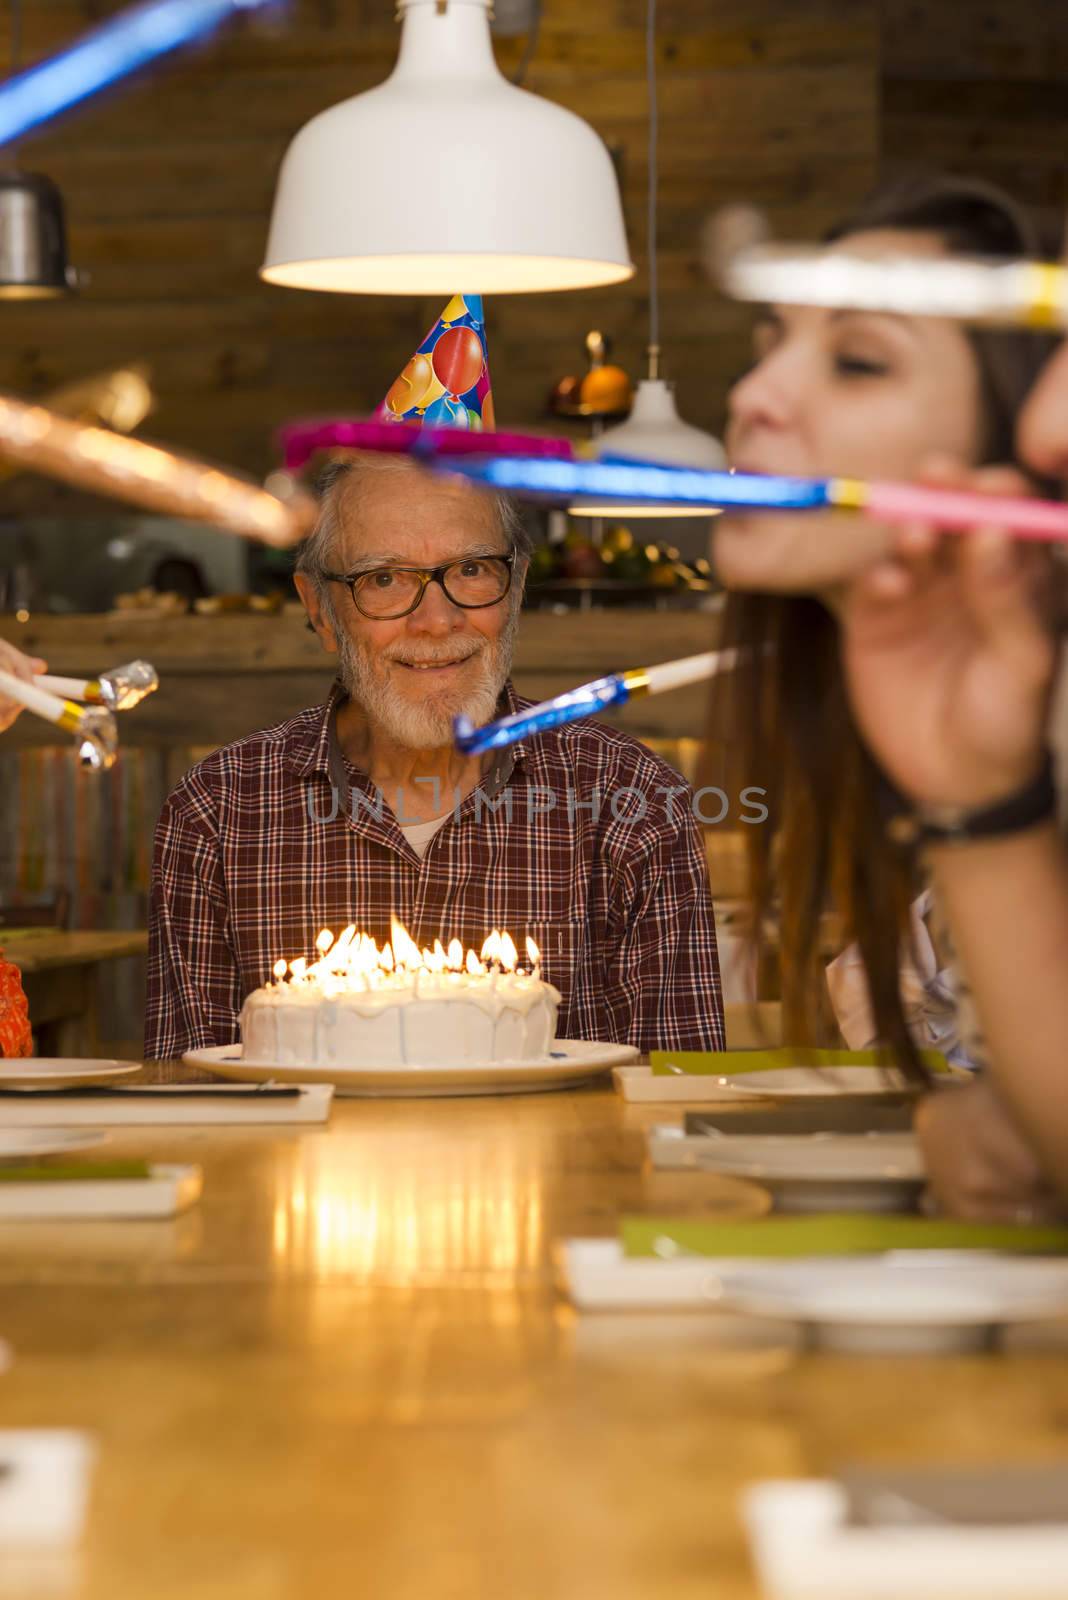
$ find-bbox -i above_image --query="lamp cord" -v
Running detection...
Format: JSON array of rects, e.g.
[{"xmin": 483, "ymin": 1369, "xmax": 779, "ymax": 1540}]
[
  {"xmin": 646, "ymin": 0, "xmax": 660, "ymax": 380},
  {"xmin": 511, "ymin": 0, "xmax": 542, "ymax": 86}
]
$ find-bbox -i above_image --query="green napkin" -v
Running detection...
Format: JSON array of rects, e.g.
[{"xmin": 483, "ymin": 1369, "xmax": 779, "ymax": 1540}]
[
  {"xmin": 621, "ymin": 1214, "xmax": 1068, "ymax": 1258},
  {"xmin": 649, "ymin": 1046, "xmax": 949, "ymax": 1077},
  {"xmin": 0, "ymin": 1160, "xmax": 152, "ymax": 1183}
]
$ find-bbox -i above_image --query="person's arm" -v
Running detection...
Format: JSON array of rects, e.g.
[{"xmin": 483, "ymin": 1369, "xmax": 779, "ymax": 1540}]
[
  {"xmin": 921, "ymin": 822, "xmax": 1068, "ymax": 1190},
  {"xmin": 914, "ymin": 1072, "xmax": 1061, "ymax": 1223},
  {"xmin": 0, "ymin": 640, "xmax": 46, "ymax": 734},
  {"xmin": 840, "ymin": 462, "xmax": 1068, "ymax": 1199},
  {"xmin": 599, "ymin": 803, "xmax": 725, "ymax": 1053},
  {"xmin": 145, "ymin": 783, "xmax": 243, "ymax": 1060}
]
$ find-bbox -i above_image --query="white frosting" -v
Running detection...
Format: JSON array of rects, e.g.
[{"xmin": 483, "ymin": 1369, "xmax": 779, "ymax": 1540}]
[{"xmin": 240, "ymin": 968, "xmax": 562, "ymax": 1067}]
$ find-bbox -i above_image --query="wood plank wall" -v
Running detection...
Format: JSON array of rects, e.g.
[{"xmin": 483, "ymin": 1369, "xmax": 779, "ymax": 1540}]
[
  {"xmin": 881, "ymin": 1, "xmax": 1068, "ymax": 236},
  {"xmin": 0, "ymin": 0, "xmax": 879, "ymax": 516},
  {"xmin": 3, "ymin": 1, "xmax": 1065, "ymax": 525}
]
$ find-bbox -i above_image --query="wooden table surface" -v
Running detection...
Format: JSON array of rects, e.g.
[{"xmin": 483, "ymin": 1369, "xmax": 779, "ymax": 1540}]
[
  {"xmin": 0, "ymin": 929, "xmax": 148, "ymax": 974},
  {"xmin": 1, "ymin": 931, "xmax": 149, "ymax": 1059},
  {"xmin": 3, "ymin": 1083, "xmax": 1068, "ymax": 1600}
]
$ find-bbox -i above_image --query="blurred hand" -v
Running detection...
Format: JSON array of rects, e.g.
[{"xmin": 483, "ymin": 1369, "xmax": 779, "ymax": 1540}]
[
  {"xmin": 0, "ymin": 639, "xmax": 47, "ymax": 734},
  {"xmin": 840, "ymin": 460, "xmax": 1057, "ymax": 811},
  {"xmin": 915, "ymin": 1076, "xmax": 1060, "ymax": 1222}
]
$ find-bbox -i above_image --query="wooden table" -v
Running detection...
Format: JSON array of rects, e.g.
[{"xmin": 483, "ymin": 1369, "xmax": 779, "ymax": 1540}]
[
  {"xmin": 1, "ymin": 930, "xmax": 149, "ymax": 1057},
  {"xmin": 2, "ymin": 1084, "xmax": 1068, "ymax": 1600}
]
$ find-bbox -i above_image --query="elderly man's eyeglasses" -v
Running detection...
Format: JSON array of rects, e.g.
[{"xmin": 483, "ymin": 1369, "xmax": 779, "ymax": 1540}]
[{"xmin": 320, "ymin": 552, "xmax": 516, "ymax": 621}]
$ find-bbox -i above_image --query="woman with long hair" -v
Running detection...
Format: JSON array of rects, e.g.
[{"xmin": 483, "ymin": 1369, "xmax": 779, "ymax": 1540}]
[{"xmin": 709, "ymin": 173, "xmax": 1060, "ymax": 1088}]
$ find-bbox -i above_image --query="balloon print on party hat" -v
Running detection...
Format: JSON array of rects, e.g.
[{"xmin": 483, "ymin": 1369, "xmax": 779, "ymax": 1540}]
[{"xmin": 378, "ymin": 294, "xmax": 495, "ymax": 432}]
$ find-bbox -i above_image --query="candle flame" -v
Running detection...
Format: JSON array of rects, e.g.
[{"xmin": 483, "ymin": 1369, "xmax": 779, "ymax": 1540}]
[{"xmin": 268, "ymin": 920, "xmax": 539, "ymax": 993}]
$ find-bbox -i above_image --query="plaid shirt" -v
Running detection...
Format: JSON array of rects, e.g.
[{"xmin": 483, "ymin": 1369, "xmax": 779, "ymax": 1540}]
[{"xmin": 145, "ymin": 683, "xmax": 723, "ymax": 1059}]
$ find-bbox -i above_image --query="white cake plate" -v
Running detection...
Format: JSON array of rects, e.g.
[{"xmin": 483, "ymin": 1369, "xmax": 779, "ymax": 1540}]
[
  {"xmin": 0, "ymin": 1059, "xmax": 140, "ymax": 1089},
  {"xmin": 183, "ymin": 1039, "xmax": 640, "ymax": 1098}
]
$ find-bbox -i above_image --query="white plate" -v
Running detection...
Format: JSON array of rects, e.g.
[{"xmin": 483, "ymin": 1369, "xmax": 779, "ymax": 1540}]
[
  {"xmin": 745, "ymin": 1478, "xmax": 1068, "ymax": 1600},
  {"xmin": 710, "ymin": 1256, "xmax": 1068, "ymax": 1354},
  {"xmin": 647, "ymin": 1130, "xmax": 925, "ymax": 1215},
  {"xmin": 0, "ymin": 1431, "xmax": 95, "ymax": 1548},
  {"xmin": 183, "ymin": 1039, "xmax": 639, "ymax": 1098},
  {"xmin": 613, "ymin": 1064, "xmax": 752, "ymax": 1104},
  {"xmin": 0, "ymin": 1058, "xmax": 140, "ymax": 1090},
  {"xmin": 0, "ymin": 1128, "xmax": 107, "ymax": 1161},
  {"xmin": 0, "ymin": 1162, "xmax": 201, "ymax": 1220},
  {"xmin": 714, "ymin": 1065, "xmax": 923, "ymax": 1100},
  {"xmin": 561, "ymin": 1237, "xmax": 738, "ymax": 1311}
]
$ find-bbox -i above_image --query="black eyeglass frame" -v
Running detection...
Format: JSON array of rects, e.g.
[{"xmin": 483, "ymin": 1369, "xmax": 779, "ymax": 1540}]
[{"xmin": 319, "ymin": 551, "xmax": 517, "ymax": 620}]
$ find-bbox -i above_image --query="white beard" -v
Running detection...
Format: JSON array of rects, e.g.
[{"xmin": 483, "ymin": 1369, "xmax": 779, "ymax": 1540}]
[{"xmin": 333, "ymin": 605, "xmax": 519, "ymax": 750}]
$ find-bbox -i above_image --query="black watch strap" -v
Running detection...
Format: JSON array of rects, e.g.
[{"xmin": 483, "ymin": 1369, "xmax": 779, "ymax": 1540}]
[{"xmin": 885, "ymin": 752, "xmax": 1057, "ymax": 848}]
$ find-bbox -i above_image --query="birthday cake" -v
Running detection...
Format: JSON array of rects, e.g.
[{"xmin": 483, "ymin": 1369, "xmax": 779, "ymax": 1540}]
[{"xmin": 239, "ymin": 922, "xmax": 561, "ymax": 1068}]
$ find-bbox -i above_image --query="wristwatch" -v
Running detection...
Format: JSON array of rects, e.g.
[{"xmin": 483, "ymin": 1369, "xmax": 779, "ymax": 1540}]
[{"xmin": 884, "ymin": 751, "xmax": 1057, "ymax": 848}]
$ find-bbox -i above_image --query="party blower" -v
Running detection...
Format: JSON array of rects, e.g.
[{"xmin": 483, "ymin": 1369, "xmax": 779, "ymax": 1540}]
[
  {"xmin": 454, "ymin": 650, "xmax": 735, "ymax": 757},
  {"xmin": 703, "ymin": 204, "xmax": 1068, "ymax": 331},
  {"xmin": 0, "ymin": 0, "xmax": 277, "ymax": 149},
  {"xmin": 0, "ymin": 395, "xmax": 315, "ymax": 547},
  {"xmin": 0, "ymin": 671, "xmax": 117, "ymax": 771},
  {"xmin": 38, "ymin": 660, "xmax": 159, "ymax": 713},
  {"xmin": 433, "ymin": 453, "xmax": 1068, "ymax": 544}
]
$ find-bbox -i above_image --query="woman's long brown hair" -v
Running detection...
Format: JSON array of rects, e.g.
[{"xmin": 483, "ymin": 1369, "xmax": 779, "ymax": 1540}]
[{"xmin": 708, "ymin": 173, "xmax": 1062, "ymax": 1078}]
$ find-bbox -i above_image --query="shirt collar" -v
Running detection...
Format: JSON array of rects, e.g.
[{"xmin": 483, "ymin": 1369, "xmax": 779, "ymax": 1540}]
[{"xmin": 282, "ymin": 681, "xmax": 344, "ymax": 782}]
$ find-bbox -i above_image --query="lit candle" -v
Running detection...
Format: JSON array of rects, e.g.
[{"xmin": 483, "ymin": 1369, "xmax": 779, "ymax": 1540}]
[{"xmin": 525, "ymin": 937, "xmax": 542, "ymax": 981}]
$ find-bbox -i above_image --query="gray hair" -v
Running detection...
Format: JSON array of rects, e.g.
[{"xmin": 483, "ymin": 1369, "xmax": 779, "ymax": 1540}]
[{"xmin": 294, "ymin": 453, "xmax": 532, "ymax": 612}]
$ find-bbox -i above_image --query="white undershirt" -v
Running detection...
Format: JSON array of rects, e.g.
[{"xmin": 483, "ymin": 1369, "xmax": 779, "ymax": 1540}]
[{"xmin": 398, "ymin": 811, "xmax": 452, "ymax": 859}]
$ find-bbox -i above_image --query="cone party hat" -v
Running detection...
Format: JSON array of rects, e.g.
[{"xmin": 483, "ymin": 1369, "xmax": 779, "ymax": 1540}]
[{"xmin": 377, "ymin": 294, "xmax": 494, "ymax": 431}]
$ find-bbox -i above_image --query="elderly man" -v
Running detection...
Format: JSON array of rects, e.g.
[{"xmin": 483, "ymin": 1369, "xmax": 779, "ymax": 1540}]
[{"xmin": 145, "ymin": 455, "xmax": 723, "ymax": 1058}]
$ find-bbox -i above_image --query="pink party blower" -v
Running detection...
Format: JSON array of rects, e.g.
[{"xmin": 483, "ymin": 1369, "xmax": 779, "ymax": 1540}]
[{"xmin": 837, "ymin": 478, "xmax": 1068, "ymax": 542}]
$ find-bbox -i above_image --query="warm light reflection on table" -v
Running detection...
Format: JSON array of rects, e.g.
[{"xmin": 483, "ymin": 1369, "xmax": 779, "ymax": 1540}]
[{"xmin": 271, "ymin": 1130, "xmax": 545, "ymax": 1287}]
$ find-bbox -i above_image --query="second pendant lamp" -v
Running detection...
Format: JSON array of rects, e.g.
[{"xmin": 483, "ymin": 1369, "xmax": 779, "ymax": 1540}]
[{"xmin": 572, "ymin": 0, "xmax": 725, "ymax": 518}]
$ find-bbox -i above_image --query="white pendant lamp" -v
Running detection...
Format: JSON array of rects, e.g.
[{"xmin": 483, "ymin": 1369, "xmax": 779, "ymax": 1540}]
[
  {"xmin": 571, "ymin": 0, "xmax": 724, "ymax": 518},
  {"xmin": 261, "ymin": 0, "xmax": 634, "ymax": 296},
  {"xmin": 570, "ymin": 371, "xmax": 727, "ymax": 518}
]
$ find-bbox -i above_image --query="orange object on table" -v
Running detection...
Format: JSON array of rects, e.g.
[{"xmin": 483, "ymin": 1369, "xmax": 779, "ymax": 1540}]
[{"xmin": 0, "ymin": 949, "xmax": 33, "ymax": 1057}]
